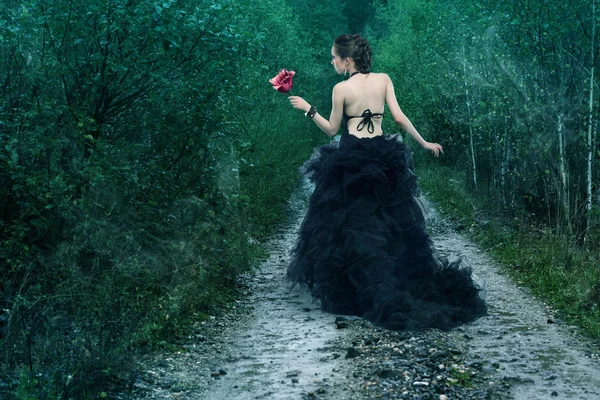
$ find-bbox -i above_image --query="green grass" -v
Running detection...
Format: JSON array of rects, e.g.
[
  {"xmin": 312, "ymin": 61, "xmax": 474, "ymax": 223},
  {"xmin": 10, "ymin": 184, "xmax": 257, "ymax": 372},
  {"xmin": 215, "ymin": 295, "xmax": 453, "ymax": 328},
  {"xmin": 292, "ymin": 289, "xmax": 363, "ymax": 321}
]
[
  {"xmin": 449, "ymin": 366, "xmax": 473, "ymax": 388},
  {"xmin": 418, "ymin": 163, "xmax": 600, "ymax": 340}
]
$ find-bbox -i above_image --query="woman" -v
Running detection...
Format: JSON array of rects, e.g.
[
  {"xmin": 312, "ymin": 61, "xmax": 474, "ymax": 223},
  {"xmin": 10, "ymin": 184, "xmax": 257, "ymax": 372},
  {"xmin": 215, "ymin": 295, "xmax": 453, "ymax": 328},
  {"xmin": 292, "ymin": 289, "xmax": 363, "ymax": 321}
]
[{"xmin": 287, "ymin": 34, "xmax": 487, "ymax": 331}]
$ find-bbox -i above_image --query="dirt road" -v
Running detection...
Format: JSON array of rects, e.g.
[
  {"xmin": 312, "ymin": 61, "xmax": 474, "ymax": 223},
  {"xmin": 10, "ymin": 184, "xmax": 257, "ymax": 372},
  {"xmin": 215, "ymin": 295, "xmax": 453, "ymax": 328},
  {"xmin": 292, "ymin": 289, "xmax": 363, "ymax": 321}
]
[{"xmin": 131, "ymin": 179, "xmax": 600, "ymax": 400}]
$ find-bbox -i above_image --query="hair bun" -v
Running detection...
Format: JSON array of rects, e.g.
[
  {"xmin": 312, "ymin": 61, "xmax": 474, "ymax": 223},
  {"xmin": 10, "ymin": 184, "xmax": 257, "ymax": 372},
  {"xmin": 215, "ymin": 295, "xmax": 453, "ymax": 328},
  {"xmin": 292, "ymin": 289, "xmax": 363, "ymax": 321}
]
[
  {"xmin": 351, "ymin": 37, "xmax": 372, "ymax": 74},
  {"xmin": 333, "ymin": 34, "xmax": 373, "ymax": 74},
  {"xmin": 354, "ymin": 37, "xmax": 368, "ymax": 46}
]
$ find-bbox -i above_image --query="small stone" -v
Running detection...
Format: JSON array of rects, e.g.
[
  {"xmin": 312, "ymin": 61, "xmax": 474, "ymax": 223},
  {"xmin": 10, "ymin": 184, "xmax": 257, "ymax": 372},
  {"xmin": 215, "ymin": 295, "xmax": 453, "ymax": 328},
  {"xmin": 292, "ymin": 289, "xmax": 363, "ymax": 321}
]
[
  {"xmin": 440, "ymin": 396, "xmax": 448, "ymax": 400},
  {"xmin": 157, "ymin": 379, "xmax": 174, "ymax": 389},
  {"xmin": 219, "ymin": 369, "xmax": 227, "ymax": 375},
  {"xmin": 416, "ymin": 348, "xmax": 429, "ymax": 357},
  {"xmin": 430, "ymin": 350, "xmax": 448, "ymax": 360},
  {"xmin": 551, "ymin": 391, "xmax": 559, "ymax": 397},
  {"xmin": 346, "ymin": 347, "xmax": 360, "ymax": 359},
  {"xmin": 376, "ymin": 369, "xmax": 396, "ymax": 379},
  {"xmin": 547, "ymin": 318, "xmax": 554, "ymax": 324},
  {"xmin": 335, "ymin": 317, "xmax": 349, "ymax": 329},
  {"xmin": 291, "ymin": 378, "xmax": 299, "ymax": 384}
]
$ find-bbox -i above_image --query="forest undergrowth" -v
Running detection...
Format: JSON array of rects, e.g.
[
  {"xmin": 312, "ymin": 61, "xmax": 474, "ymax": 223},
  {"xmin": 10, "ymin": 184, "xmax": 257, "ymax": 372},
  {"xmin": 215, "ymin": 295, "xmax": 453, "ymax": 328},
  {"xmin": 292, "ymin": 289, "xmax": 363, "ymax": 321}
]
[{"xmin": 0, "ymin": 0, "xmax": 350, "ymax": 398}]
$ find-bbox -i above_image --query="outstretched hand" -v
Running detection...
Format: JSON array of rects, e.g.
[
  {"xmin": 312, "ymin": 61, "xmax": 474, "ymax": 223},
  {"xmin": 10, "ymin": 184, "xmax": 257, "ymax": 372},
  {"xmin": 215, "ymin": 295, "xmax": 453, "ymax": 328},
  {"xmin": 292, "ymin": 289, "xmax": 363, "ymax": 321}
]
[
  {"xmin": 288, "ymin": 96, "xmax": 311, "ymax": 113},
  {"xmin": 423, "ymin": 142, "xmax": 444, "ymax": 157}
]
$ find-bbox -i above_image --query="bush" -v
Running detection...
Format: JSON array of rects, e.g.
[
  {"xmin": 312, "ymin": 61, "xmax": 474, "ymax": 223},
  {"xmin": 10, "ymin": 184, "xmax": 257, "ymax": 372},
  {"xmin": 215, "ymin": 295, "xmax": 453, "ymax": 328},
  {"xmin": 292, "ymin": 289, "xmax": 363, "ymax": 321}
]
[{"xmin": 0, "ymin": 0, "xmax": 342, "ymax": 397}]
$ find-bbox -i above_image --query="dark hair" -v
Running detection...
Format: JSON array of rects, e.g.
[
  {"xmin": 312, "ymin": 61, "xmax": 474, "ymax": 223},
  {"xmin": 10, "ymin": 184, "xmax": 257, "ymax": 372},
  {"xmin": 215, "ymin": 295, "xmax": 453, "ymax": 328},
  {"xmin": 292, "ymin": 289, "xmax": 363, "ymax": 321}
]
[{"xmin": 333, "ymin": 34, "xmax": 372, "ymax": 74}]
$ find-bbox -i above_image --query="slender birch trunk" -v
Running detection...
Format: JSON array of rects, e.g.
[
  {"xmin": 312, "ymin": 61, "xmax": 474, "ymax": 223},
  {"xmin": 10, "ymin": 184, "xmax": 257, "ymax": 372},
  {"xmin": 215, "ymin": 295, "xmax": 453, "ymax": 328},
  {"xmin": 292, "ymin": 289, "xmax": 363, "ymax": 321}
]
[
  {"xmin": 585, "ymin": 0, "xmax": 596, "ymax": 244},
  {"xmin": 500, "ymin": 126, "xmax": 510, "ymax": 208},
  {"xmin": 463, "ymin": 43, "xmax": 477, "ymax": 189},
  {"xmin": 558, "ymin": 113, "xmax": 572, "ymax": 234},
  {"xmin": 594, "ymin": 120, "xmax": 600, "ymax": 225}
]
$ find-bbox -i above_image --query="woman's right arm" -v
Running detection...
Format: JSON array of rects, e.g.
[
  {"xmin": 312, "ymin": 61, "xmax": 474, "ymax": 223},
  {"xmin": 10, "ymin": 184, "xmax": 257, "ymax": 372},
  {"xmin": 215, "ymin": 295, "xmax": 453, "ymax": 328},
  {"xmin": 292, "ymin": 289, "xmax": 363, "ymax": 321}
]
[
  {"xmin": 288, "ymin": 83, "xmax": 344, "ymax": 138},
  {"xmin": 385, "ymin": 74, "xmax": 443, "ymax": 156}
]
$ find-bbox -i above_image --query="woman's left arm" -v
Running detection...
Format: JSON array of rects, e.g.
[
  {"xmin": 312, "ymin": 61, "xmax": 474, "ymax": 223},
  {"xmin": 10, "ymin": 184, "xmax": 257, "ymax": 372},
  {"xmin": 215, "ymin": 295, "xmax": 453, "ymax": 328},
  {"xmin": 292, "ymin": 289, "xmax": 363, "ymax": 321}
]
[{"xmin": 289, "ymin": 84, "xmax": 344, "ymax": 138}]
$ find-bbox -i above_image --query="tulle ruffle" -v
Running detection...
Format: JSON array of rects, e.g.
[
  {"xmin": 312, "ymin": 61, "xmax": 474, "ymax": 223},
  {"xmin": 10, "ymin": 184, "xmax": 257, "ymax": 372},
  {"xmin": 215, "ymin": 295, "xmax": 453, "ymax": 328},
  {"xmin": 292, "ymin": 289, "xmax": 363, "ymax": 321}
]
[{"xmin": 287, "ymin": 131, "xmax": 487, "ymax": 331}]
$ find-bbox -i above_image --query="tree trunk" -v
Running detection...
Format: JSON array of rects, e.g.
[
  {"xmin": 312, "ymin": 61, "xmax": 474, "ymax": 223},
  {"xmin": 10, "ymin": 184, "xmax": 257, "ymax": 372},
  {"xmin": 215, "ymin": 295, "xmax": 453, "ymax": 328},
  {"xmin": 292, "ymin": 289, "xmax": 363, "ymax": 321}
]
[
  {"xmin": 585, "ymin": 0, "xmax": 596, "ymax": 245},
  {"xmin": 558, "ymin": 113, "xmax": 572, "ymax": 234},
  {"xmin": 463, "ymin": 44, "xmax": 477, "ymax": 189},
  {"xmin": 501, "ymin": 126, "xmax": 510, "ymax": 208}
]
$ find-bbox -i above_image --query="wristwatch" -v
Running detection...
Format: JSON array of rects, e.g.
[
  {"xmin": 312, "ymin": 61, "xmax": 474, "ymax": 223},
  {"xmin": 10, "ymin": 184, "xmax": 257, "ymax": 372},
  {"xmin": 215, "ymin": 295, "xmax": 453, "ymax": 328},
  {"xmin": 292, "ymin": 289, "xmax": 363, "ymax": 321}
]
[{"xmin": 305, "ymin": 105, "xmax": 317, "ymax": 119}]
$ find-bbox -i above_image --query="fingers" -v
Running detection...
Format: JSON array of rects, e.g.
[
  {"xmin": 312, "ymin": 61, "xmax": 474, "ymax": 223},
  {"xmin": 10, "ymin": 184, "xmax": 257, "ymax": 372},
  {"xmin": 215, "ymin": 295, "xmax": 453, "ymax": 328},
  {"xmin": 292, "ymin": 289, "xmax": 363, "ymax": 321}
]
[
  {"xmin": 429, "ymin": 143, "xmax": 443, "ymax": 157},
  {"xmin": 288, "ymin": 96, "xmax": 303, "ymax": 110}
]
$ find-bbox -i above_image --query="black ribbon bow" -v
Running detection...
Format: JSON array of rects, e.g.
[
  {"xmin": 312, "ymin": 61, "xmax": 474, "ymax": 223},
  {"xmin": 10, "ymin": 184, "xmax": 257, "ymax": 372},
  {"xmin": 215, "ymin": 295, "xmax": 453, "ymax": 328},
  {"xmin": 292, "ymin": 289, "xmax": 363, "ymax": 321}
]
[{"xmin": 355, "ymin": 109, "xmax": 382, "ymax": 134}]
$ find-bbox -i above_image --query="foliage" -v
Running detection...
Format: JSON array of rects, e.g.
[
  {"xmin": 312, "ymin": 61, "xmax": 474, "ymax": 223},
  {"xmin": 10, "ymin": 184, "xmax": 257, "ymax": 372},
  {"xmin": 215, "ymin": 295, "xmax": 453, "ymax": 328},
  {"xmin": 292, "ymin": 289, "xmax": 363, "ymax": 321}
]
[
  {"xmin": 371, "ymin": 0, "xmax": 600, "ymax": 242},
  {"xmin": 0, "ymin": 0, "xmax": 344, "ymax": 397}
]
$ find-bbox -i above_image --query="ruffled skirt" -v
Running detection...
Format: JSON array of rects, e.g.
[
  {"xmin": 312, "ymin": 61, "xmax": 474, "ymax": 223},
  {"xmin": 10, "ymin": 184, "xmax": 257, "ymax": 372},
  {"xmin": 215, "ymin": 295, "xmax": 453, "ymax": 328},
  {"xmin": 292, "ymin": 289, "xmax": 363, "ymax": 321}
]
[{"xmin": 287, "ymin": 131, "xmax": 487, "ymax": 331}]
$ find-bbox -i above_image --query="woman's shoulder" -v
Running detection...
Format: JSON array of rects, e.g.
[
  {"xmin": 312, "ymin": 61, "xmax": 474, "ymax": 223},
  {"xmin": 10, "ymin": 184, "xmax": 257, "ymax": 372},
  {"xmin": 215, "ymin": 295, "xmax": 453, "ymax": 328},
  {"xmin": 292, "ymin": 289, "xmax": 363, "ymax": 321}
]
[
  {"xmin": 368, "ymin": 72, "xmax": 390, "ymax": 80},
  {"xmin": 336, "ymin": 72, "xmax": 389, "ymax": 88},
  {"xmin": 364, "ymin": 72, "xmax": 392, "ymax": 86},
  {"xmin": 374, "ymin": 72, "xmax": 392, "ymax": 83}
]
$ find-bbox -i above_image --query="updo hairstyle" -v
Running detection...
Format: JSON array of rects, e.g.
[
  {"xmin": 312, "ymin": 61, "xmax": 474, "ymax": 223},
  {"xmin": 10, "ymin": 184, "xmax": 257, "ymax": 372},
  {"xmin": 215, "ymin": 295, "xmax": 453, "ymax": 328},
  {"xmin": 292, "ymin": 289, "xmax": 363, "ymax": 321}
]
[{"xmin": 333, "ymin": 34, "xmax": 372, "ymax": 74}]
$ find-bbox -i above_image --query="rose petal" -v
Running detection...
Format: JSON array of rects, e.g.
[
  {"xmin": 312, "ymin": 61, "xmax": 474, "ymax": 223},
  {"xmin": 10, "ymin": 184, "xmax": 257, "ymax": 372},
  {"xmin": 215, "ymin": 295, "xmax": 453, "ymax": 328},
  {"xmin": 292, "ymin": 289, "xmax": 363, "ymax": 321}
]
[{"xmin": 269, "ymin": 69, "xmax": 295, "ymax": 93}]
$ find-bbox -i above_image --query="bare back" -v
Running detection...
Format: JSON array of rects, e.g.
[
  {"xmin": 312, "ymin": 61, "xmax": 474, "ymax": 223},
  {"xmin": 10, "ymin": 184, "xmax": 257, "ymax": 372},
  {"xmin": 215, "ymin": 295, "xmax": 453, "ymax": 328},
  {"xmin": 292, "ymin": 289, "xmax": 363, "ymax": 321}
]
[{"xmin": 340, "ymin": 72, "xmax": 388, "ymax": 137}]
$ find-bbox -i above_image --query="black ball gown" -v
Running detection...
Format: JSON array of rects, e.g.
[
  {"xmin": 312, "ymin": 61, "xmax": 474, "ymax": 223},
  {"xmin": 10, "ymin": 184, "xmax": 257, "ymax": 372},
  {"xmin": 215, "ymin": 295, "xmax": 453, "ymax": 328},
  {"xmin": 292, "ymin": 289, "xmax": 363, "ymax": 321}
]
[{"xmin": 286, "ymin": 110, "xmax": 487, "ymax": 331}]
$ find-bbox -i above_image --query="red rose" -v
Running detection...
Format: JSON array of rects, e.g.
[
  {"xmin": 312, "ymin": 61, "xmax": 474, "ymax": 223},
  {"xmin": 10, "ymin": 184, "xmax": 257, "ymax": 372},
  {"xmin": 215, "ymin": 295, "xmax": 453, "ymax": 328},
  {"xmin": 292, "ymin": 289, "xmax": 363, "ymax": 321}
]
[{"xmin": 269, "ymin": 69, "xmax": 295, "ymax": 93}]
